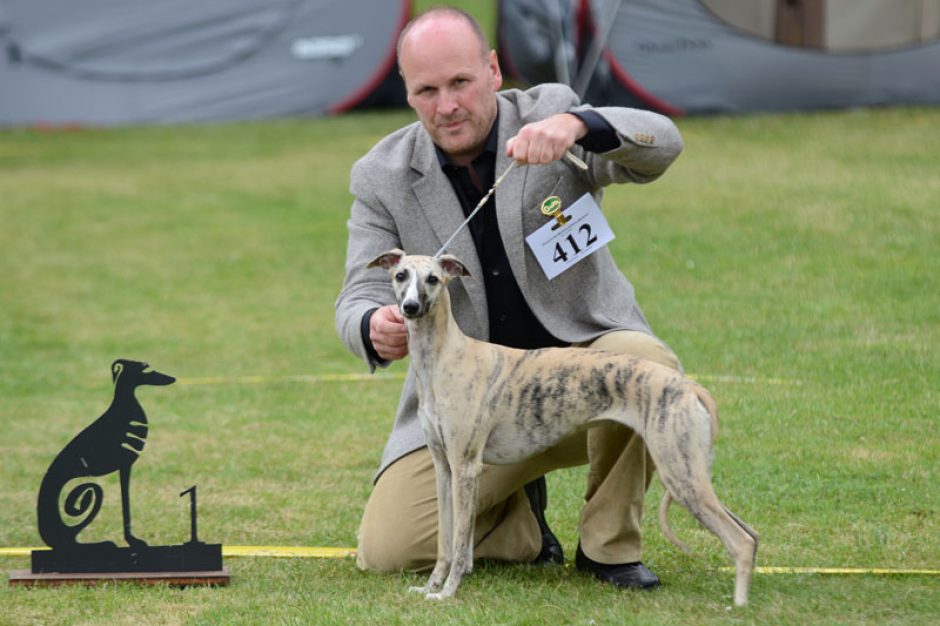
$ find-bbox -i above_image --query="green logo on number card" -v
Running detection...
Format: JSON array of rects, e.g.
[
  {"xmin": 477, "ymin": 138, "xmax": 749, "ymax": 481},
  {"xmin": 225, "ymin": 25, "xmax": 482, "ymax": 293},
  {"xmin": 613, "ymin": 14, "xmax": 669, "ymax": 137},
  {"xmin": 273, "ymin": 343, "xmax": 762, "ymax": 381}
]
[{"xmin": 540, "ymin": 195, "xmax": 562, "ymax": 216}]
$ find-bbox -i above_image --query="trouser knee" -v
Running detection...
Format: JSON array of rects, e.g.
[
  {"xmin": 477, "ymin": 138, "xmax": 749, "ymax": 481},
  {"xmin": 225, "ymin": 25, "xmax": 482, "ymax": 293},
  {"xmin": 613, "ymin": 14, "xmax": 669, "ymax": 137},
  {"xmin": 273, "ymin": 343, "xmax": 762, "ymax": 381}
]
[
  {"xmin": 586, "ymin": 330, "xmax": 681, "ymax": 372},
  {"xmin": 356, "ymin": 523, "xmax": 434, "ymax": 573}
]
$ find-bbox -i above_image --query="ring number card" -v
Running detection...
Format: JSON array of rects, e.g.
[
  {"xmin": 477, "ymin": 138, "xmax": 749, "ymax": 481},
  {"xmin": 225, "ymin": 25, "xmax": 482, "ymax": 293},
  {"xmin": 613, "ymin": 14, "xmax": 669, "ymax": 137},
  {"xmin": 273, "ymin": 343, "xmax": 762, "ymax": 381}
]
[{"xmin": 526, "ymin": 193, "xmax": 614, "ymax": 280}]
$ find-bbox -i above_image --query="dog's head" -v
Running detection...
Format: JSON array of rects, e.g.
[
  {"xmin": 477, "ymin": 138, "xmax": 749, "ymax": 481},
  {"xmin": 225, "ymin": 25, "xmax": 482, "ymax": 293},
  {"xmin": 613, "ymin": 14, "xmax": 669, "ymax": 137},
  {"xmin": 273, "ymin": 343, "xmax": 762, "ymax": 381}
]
[
  {"xmin": 367, "ymin": 249, "xmax": 470, "ymax": 319},
  {"xmin": 111, "ymin": 359, "xmax": 176, "ymax": 387}
]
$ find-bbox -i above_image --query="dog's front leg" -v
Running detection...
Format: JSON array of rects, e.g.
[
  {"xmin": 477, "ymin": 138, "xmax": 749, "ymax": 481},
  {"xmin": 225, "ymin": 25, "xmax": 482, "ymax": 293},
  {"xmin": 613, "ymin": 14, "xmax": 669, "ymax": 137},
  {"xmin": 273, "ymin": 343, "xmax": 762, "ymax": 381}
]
[
  {"xmin": 409, "ymin": 441, "xmax": 452, "ymax": 596},
  {"xmin": 119, "ymin": 465, "xmax": 147, "ymax": 549},
  {"xmin": 427, "ymin": 455, "xmax": 482, "ymax": 600}
]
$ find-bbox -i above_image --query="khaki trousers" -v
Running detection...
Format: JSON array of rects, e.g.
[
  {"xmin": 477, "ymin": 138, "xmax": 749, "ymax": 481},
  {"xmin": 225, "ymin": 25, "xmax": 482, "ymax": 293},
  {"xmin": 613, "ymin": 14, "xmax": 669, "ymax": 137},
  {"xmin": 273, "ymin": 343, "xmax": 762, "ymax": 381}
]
[{"xmin": 356, "ymin": 330, "xmax": 681, "ymax": 572}]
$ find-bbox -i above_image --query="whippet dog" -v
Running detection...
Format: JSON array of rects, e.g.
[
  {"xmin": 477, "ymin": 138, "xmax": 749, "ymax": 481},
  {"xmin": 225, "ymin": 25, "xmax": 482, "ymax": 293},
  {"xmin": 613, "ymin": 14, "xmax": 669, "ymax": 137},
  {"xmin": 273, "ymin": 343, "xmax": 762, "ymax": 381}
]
[{"xmin": 367, "ymin": 250, "xmax": 758, "ymax": 606}]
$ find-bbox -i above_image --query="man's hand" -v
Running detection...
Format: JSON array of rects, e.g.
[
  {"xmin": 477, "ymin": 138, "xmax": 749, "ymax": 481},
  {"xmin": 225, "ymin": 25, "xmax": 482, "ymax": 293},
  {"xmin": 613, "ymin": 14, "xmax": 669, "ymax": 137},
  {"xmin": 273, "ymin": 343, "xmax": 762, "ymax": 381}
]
[
  {"xmin": 370, "ymin": 304, "xmax": 409, "ymax": 361},
  {"xmin": 505, "ymin": 113, "xmax": 588, "ymax": 165}
]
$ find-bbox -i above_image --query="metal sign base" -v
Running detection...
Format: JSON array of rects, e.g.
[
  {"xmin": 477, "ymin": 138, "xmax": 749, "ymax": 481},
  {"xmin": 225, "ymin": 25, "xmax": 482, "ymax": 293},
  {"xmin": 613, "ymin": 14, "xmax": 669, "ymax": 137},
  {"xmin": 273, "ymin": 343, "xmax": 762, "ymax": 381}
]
[
  {"xmin": 30, "ymin": 542, "xmax": 223, "ymax": 574},
  {"xmin": 9, "ymin": 567, "xmax": 230, "ymax": 588}
]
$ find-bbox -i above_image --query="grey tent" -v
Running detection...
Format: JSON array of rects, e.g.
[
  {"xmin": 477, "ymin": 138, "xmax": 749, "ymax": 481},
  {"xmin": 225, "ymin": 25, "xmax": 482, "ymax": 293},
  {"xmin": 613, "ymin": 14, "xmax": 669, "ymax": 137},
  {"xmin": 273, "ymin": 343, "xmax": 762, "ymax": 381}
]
[
  {"xmin": 0, "ymin": 0, "xmax": 410, "ymax": 126},
  {"xmin": 499, "ymin": 0, "xmax": 940, "ymax": 115}
]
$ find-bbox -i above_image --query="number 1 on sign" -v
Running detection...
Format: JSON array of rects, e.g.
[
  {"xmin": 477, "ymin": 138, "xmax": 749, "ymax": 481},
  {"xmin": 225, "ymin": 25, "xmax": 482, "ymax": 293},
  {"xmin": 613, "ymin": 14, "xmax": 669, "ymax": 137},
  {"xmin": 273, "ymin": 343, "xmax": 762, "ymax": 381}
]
[{"xmin": 181, "ymin": 485, "xmax": 201, "ymax": 544}]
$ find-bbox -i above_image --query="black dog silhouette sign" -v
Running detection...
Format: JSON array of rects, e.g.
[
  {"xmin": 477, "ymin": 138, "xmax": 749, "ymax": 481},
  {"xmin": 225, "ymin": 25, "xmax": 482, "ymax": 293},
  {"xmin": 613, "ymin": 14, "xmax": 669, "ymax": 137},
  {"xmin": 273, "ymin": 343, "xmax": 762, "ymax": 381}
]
[{"xmin": 29, "ymin": 359, "xmax": 225, "ymax": 580}]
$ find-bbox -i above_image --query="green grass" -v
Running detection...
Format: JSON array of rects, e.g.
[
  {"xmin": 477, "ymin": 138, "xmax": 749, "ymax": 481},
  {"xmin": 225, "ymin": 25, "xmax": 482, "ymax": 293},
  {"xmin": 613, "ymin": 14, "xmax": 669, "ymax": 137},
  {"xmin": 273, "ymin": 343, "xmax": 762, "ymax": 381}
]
[{"xmin": 1, "ymin": 70, "xmax": 938, "ymax": 626}]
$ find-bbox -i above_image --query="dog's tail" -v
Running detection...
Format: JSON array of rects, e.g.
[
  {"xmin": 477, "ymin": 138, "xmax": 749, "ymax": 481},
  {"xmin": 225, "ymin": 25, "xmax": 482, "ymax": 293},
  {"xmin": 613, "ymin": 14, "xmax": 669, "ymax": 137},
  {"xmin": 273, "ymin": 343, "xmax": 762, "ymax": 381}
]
[
  {"xmin": 658, "ymin": 491, "xmax": 692, "ymax": 555},
  {"xmin": 692, "ymin": 383, "xmax": 719, "ymax": 445},
  {"xmin": 37, "ymin": 477, "xmax": 103, "ymax": 548}
]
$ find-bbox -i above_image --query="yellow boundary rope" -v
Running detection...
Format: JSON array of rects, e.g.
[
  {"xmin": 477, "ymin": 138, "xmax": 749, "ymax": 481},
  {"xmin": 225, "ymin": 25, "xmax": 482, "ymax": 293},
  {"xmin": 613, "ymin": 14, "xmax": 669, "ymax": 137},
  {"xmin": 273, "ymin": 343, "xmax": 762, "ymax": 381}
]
[
  {"xmin": 174, "ymin": 372, "xmax": 406, "ymax": 386},
  {"xmin": 720, "ymin": 566, "xmax": 940, "ymax": 576},
  {"xmin": 171, "ymin": 372, "xmax": 802, "ymax": 387},
  {"xmin": 2, "ymin": 546, "xmax": 936, "ymax": 575},
  {"xmin": 222, "ymin": 546, "xmax": 356, "ymax": 559}
]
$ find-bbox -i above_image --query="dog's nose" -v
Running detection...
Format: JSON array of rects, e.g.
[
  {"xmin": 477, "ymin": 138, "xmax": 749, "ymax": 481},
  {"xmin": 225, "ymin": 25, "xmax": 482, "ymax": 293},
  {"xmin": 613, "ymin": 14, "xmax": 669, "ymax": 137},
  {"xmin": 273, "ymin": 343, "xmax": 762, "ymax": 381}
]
[{"xmin": 402, "ymin": 300, "xmax": 420, "ymax": 317}]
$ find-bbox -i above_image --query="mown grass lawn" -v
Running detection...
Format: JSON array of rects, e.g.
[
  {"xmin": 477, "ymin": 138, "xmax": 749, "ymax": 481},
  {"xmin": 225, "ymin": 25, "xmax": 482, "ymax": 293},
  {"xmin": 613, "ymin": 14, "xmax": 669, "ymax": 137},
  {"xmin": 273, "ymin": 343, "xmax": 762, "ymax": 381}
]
[{"xmin": 1, "ymin": 102, "xmax": 938, "ymax": 624}]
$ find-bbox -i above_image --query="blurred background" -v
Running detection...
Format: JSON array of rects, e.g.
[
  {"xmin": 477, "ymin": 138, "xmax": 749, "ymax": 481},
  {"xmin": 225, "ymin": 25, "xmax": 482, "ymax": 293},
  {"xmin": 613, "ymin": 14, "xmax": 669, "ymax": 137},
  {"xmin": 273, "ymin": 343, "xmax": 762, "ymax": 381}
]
[{"xmin": 2, "ymin": 0, "xmax": 938, "ymax": 126}]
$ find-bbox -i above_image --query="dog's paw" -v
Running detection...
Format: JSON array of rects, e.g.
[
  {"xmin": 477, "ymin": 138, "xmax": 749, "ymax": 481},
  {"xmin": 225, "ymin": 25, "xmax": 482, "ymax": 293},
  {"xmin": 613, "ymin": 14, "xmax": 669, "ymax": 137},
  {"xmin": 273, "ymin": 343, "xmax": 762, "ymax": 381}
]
[
  {"xmin": 408, "ymin": 585, "xmax": 429, "ymax": 595},
  {"xmin": 424, "ymin": 592, "xmax": 449, "ymax": 601},
  {"xmin": 126, "ymin": 536, "xmax": 149, "ymax": 550}
]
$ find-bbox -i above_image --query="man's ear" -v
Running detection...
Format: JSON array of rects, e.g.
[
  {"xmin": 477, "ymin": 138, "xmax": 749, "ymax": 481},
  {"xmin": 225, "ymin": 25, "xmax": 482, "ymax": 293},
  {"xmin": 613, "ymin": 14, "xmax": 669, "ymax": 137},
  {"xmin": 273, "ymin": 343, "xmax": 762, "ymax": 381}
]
[
  {"xmin": 489, "ymin": 50, "xmax": 503, "ymax": 91},
  {"xmin": 367, "ymin": 248, "xmax": 406, "ymax": 270},
  {"xmin": 438, "ymin": 254, "xmax": 471, "ymax": 280}
]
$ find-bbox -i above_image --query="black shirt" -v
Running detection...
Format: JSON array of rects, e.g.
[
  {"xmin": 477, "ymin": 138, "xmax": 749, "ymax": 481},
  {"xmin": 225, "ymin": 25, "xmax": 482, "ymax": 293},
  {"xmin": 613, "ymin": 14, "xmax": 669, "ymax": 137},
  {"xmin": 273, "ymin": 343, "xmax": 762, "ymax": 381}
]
[{"xmin": 436, "ymin": 119, "xmax": 565, "ymax": 349}]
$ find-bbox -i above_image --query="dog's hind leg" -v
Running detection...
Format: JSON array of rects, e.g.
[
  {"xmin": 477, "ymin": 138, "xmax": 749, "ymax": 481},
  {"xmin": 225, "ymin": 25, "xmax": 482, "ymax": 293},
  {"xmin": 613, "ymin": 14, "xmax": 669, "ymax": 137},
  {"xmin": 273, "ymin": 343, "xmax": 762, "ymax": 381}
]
[
  {"xmin": 657, "ymin": 462, "xmax": 757, "ymax": 606},
  {"xmin": 649, "ymin": 404, "xmax": 757, "ymax": 606},
  {"xmin": 679, "ymin": 488, "xmax": 756, "ymax": 606},
  {"xmin": 721, "ymin": 504, "xmax": 759, "ymax": 605},
  {"xmin": 427, "ymin": 454, "xmax": 483, "ymax": 600}
]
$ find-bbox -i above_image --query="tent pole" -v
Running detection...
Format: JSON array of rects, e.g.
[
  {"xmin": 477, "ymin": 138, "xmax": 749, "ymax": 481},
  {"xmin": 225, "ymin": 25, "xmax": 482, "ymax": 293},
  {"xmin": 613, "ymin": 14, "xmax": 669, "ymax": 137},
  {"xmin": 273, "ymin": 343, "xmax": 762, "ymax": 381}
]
[
  {"xmin": 573, "ymin": 0, "xmax": 623, "ymax": 99},
  {"xmin": 548, "ymin": 0, "xmax": 572, "ymax": 86}
]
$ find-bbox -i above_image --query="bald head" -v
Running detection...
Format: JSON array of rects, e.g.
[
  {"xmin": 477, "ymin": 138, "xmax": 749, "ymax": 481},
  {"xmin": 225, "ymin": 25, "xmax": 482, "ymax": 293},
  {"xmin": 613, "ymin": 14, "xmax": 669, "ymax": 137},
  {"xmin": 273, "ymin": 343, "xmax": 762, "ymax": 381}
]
[
  {"xmin": 397, "ymin": 7, "xmax": 502, "ymax": 166},
  {"xmin": 397, "ymin": 7, "xmax": 490, "ymax": 75}
]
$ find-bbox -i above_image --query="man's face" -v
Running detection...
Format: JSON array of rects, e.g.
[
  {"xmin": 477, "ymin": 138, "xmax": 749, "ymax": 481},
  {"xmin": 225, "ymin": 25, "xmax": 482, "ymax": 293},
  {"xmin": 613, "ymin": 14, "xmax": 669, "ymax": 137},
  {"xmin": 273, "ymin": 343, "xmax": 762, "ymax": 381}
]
[{"xmin": 399, "ymin": 17, "xmax": 502, "ymax": 166}]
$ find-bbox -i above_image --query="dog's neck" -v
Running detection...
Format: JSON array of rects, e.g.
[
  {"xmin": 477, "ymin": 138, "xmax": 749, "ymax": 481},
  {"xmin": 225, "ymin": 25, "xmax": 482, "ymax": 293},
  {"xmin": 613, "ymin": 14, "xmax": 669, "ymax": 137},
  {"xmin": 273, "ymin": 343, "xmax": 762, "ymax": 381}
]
[
  {"xmin": 106, "ymin": 382, "xmax": 144, "ymax": 421},
  {"xmin": 404, "ymin": 286, "xmax": 464, "ymax": 369},
  {"xmin": 111, "ymin": 382, "xmax": 139, "ymax": 404}
]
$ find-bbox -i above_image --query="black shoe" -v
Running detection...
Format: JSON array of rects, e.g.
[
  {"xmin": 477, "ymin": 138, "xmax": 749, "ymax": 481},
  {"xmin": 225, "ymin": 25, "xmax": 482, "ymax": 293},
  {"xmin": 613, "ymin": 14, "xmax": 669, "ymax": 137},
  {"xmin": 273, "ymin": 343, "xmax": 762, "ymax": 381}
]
[
  {"xmin": 524, "ymin": 476, "xmax": 564, "ymax": 565},
  {"xmin": 575, "ymin": 543, "xmax": 660, "ymax": 589}
]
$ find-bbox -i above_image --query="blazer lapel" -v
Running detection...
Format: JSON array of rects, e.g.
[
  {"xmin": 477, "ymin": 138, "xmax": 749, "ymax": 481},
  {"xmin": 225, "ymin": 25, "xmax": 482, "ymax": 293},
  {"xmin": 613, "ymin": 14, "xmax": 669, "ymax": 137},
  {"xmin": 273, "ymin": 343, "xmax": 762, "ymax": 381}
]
[
  {"xmin": 410, "ymin": 132, "xmax": 488, "ymax": 334},
  {"xmin": 494, "ymin": 96, "xmax": 532, "ymax": 290}
]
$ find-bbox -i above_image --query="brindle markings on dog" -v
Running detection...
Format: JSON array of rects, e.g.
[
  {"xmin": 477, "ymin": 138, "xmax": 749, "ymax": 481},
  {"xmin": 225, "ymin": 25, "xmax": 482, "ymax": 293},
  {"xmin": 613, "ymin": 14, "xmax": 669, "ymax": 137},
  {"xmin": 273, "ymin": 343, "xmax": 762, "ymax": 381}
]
[{"xmin": 367, "ymin": 250, "xmax": 758, "ymax": 606}]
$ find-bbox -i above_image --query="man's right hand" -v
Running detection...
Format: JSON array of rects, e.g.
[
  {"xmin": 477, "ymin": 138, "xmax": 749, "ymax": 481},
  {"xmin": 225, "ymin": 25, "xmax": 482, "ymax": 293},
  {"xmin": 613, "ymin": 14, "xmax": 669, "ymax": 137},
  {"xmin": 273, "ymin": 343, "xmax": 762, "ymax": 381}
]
[{"xmin": 369, "ymin": 304, "xmax": 409, "ymax": 361}]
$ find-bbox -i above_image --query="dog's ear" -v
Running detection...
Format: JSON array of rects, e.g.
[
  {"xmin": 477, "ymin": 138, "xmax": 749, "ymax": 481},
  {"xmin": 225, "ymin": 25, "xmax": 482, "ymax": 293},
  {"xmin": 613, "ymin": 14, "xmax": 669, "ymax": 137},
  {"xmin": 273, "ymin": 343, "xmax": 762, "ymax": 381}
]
[
  {"xmin": 367, "ymin": 249, "xmax": 405, "ymax": 271},
  {"xmin": 438, "ymin": 254, "xmax": 471, "ymax": 280},
  {"xmin": 112, "ymin": 360, "xmax": 126, "ymax": 384}
]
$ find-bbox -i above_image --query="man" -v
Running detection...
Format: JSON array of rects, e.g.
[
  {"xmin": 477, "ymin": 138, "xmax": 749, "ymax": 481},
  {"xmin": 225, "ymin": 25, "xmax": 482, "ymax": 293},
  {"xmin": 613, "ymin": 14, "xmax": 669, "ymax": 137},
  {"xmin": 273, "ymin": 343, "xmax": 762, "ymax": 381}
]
[{"xmin": 335, "ymin": 7, "xmax": 683, "ymax": 589}]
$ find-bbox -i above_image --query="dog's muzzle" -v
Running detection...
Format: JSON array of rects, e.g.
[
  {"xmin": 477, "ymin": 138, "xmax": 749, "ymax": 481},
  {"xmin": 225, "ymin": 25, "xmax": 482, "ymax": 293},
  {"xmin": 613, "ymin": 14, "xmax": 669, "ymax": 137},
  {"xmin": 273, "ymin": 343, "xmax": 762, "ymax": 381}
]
[{"xmin": 401, "ymin": 299, "xmax": 422, "ymax": 319}]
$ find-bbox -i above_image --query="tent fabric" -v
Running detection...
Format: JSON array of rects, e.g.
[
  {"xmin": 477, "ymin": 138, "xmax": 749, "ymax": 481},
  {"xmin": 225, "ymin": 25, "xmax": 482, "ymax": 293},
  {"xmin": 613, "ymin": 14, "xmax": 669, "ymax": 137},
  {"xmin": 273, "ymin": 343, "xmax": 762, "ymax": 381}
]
[
  {"xmin": 0, "ymin": 0, "xmax": 410, "ymax": 126},
  {"xmin": 701, "ymin": 0, "xmax": 940, "ymax": 52},
  {"xmin": 498, "ymin": 0, "xmax": 579, "ymax": 86},
  {"xmin": 499, "ymin": 0, "xmax": 940, "ymax": 115}
]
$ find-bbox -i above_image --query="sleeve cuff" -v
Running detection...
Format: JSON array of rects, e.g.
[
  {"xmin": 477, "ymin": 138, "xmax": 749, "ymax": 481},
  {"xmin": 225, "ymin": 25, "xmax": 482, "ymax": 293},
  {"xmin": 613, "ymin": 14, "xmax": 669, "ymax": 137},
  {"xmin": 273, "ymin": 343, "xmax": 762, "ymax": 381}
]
[
  {"xmin": 570, "ymin": 110, "xmax": 620, "ymax": 153},
  {"xmin": 361, "ymin": 308, "xmax": 389, "ymax": 369}
]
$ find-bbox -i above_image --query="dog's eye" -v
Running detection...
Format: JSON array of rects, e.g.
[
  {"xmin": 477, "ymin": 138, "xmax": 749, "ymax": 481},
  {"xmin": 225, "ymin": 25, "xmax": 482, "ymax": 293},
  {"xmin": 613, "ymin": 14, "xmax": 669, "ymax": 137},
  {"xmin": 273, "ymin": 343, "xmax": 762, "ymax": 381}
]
[
  {"xmin": 394, "ymin": 270, "xmax": 408, "ymax": 282},
  {"xmin": 426, "ymin": 275, "xmax": 440, "ymax": 285}
]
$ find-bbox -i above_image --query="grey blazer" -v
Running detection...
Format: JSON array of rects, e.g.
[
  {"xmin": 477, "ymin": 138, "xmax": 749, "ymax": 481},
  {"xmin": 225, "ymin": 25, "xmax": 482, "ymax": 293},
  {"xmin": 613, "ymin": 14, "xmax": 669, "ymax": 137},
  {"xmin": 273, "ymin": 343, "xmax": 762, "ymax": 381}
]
[{"xmin": 334, "ymin": 83, "xmax": 683, "ymax": 478}]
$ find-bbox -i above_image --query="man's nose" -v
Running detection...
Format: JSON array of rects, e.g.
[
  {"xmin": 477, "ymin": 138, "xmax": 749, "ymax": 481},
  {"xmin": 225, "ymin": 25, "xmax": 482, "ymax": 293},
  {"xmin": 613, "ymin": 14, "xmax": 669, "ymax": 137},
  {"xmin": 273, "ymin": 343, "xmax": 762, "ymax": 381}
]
[{"xmin": 436, "ymin": 89, "xmax": 458, "ymax": 116}]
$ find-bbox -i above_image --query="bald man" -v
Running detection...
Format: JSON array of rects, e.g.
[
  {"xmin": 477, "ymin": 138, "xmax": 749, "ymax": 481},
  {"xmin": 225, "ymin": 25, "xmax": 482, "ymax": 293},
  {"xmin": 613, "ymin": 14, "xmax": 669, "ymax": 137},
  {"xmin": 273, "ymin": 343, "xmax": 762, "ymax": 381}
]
[{"xmin": 335, "ymin": 7, "xmax": 684, "ymax": 590}]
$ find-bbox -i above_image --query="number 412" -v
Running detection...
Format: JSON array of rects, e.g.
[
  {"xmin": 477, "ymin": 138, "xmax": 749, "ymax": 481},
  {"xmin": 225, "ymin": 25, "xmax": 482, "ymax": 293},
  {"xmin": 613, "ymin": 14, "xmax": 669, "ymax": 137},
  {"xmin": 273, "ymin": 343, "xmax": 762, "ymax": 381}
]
[{"xmin": 553, "ymin": 224, "xmax": 598, "ymax": 263}]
